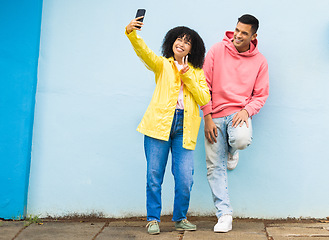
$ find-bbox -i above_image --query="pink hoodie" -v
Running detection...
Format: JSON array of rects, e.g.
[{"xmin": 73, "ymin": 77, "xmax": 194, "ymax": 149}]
[{"xmin": 201, "ymin": 31, "xmax": 269, "ymax": 118}]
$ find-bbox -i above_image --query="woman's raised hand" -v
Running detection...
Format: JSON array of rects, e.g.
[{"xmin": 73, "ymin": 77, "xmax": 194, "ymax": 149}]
[
  {"xmin": 180, "ymin": 55, "xmax": 190, "ymax": 74},
  {"xmin": 126, "ymin": 17, "xmax": 144, "ymax": 34}
]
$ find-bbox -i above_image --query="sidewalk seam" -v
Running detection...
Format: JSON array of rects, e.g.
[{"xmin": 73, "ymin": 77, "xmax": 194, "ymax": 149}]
[
  {"xmin": 12, "ymin": 225, "xmax": 29, "ymax": 240},
  {"xmin": 91, "ymin": 221, "xmax": 109, "ymax": 240},
  {"xmin": 264, "ymin": 221, "xmax": 273, "ymax": 240}
]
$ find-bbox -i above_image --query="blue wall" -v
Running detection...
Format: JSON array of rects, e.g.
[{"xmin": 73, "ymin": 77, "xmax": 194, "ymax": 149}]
[
  {"xmin": 0, "ymin": 0, "xmax": 43, "ymax": 219},
  {"xmin": 27, "ymin": 0, "xmax": 329, "ymax": 219}
]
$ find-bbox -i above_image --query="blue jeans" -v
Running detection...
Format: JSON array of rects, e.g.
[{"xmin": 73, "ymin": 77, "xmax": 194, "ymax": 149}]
[
  {"xmin": 144, "ymin": 109, "xmax": 194, "ymax": 222},
  {"xmin": 205, "ymin": 112, "xmax": 252, "ymax": 218}
]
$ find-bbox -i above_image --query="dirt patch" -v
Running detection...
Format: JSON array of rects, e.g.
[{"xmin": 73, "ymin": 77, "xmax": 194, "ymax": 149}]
[
  {"xmin": 3, "ymin": 213, "xmax": 326, "ymax": 224},
  {"xmin": 38, "ymin": 215, "xmax": 327, "ymax": 224}
]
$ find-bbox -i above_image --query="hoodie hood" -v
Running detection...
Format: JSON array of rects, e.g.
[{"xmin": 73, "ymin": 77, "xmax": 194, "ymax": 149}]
[{"xmin": 223, "ymin": 31, "xmax": 259, "ymax": 57}]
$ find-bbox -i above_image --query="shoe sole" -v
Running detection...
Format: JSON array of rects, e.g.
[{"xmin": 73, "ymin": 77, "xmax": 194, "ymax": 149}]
[
  {"xmin": 176, "ymin": 228, "xmax": 196, "ymax": 231},
  {"xmin": 214, "ymin": 228, "xmax": 232, "ymax": 233},
  {"xmin": 227, "ymin": 163, "xmax": 238, "ymax": 170},
  {"xmin": 149, "ymin": 231, "xmax": 160, "ymax": 235}
]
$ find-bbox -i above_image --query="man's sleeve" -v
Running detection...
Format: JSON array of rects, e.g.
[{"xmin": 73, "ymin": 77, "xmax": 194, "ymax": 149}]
[
  {"xmin": 200, "ymin": 47, "xmax": 214, "ymax": 117},
  {"xmin": 244, "ymin": 59, "xmax": 269, "ymax": 117}
]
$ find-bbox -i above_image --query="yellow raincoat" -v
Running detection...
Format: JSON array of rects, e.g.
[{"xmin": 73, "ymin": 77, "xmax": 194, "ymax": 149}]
[{"xmin": 126, "ymin": 29, "xmax": 210, "ymax": 150}]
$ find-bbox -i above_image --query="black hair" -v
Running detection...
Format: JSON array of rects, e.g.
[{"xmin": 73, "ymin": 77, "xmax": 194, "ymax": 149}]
[
  {"xmin": 238, "ymin": 14, "xmax": 259, "ymax": 34},
  {"xmin": 161, "ymin": 26, "xmax": 205, "ymax": 69}
]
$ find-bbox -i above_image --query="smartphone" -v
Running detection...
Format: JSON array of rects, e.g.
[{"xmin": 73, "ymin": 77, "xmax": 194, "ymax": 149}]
[{"xmin": 135, "ymin": 9, "xmax": 146, "ymax": 28}]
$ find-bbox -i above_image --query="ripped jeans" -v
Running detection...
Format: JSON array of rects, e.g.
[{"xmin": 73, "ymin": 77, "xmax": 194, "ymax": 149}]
[{"xmin": 205, "ymin": 112, "xmax": 252, "ymax": 218}]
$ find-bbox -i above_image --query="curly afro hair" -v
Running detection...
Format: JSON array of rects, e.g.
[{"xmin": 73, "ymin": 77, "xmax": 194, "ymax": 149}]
[{"xmin": 161, "ymin": 26, "xmax": 206, "ymax": 69}]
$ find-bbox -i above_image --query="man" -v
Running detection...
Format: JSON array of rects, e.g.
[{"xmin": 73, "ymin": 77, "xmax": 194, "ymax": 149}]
[{"xmin": 201, "ymin": 14, "xmax": 269, "ymax": 233}]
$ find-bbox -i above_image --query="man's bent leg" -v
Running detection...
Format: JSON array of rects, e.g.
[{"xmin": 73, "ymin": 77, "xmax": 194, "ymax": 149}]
[
  {"xmin": 228, "ymin": 116, "xmax": 253, "ymax": 155},
  {"xmin": 205, "ymin": 117, "xmax": 233, "ymax": 218}
]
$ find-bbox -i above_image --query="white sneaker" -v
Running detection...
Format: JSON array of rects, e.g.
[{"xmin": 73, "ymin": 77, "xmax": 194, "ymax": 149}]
[
  {"xmin": 214, "ymin": 215, "xmax": 232, "ymax": 233},
  {"xmin": 227, "ymin": 152, "xmax": 239, "ymax": 170}
]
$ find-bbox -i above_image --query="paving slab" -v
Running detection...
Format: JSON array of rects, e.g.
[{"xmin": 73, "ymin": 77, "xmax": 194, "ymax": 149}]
[
  {"xmin": 279, "ymin": 238, "xmax": 329, "ymax": 240},
  {"xmin": 96, "ymin": 221, "xmax": 183, "ymax": 240},
  {"xmin": 266, "ymin": 222, "xmax": 329, "ymax": 239},
  {"xmin": 184, "ymin": 220, "xmax": 268, "ymax": 240},
  {"xmin": 0, "ymin": 221, "xmax": 25, "ymax": 240},
  {"xmin": 266, "ymin": 222, "xmax": 329, "ymax": 229},
  {"xmin": 15, "ymin": 221, "xmax": 104, "ymax": 240},
  {"xmin": 2, "ymin": 218, "xmax": 329, "ymax": 240}
]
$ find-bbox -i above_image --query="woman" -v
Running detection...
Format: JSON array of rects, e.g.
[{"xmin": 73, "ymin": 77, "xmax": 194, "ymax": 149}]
[{"xmin": 125, "ymin": 16, "xmax": 210, "ymax": 235}]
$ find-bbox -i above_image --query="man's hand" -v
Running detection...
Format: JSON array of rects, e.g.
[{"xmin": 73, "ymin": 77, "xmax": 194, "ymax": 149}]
[
  {"xmin": 204, "ymin": 114, "xmax": 217, "ymax": 144},
  {"xmin": 232, "ymin": 109, "xmax": 249, "ymax": 128}
]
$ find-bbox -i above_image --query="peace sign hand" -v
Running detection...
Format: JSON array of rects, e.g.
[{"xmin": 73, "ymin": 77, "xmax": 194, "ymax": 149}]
[{"xmin": 180, "ymin": 55, "xmax": 190, "ymax": 74}]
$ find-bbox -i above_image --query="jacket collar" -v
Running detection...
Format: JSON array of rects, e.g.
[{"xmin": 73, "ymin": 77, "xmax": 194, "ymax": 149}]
[
  {"xmin": 168, "ymin": 56, "xmax": 193, "ymax": 68},
  {"xmin": 168, "ymin": 57, "xmax": 175, "ymax": 62}
]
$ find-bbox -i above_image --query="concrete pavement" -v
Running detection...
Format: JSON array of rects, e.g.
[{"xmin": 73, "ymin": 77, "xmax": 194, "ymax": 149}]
[{"xmin": 1, "ymin": 217, "xmax": 329, "ymax": 240}]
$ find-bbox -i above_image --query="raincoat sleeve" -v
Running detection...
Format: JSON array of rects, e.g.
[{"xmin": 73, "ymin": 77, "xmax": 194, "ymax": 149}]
[
  {"xmin": 180, "ymin": 67, "xmax": 210, "ymax": 106},
  {"xmin": 125, "ymin": 29, "xmax": 162, "ymax": 73}
]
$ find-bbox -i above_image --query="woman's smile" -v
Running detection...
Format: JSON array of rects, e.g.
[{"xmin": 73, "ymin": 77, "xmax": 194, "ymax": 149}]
[{"xmin": 172, "ymin": 36, "xmax": 191, "ymax": 63}]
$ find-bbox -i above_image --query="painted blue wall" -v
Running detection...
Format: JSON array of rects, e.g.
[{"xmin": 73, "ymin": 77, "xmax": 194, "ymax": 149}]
[
  {"xmin": 0, "ymin": 0, "xmax": 43, "ymax": 219},
  {"xmin": 28, "ymin": 0, "xmax": 329, "ymax": 219}
]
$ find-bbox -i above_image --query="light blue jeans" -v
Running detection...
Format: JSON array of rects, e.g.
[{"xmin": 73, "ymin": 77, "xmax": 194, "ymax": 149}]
[
  {"xmin": 144, "ymin": 109, "xmax": 194, "ymax": 222},
  {"xmin": 205, "ymin": 112, "xmax": 252, "ymax": 218}
]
